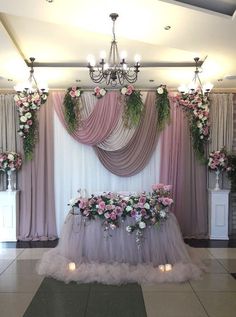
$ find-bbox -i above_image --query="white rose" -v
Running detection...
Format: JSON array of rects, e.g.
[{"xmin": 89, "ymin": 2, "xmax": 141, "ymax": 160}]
[
  {"xmin": 31, "ymin": 104, "xmax": 37, "ymax": 110},
  {"xmin": 144, "ymin": 202, "xmax": 150, "ymax": 209},
  {"xmin": 100, "ymin": 89, "xmax": 106, "ymax": 96},
  {"xmin": 14, "ymin": 95, "xmax": 19, "ymax": 101},
  {"xmin": 197, "ymin": 121, "xmax": 202, "ymax": 129},
  {"xmin": 139, "ymin": 221, "xmax": 146, "ymax": 229},
  {"xmin": 126, "ymin": 226, "xmax": 132, "ymax": 233},
  {"xmin": 198, "ymin": 114, "xmax": 203, "ymax": 119},
  {"xmin": 126, "ymin": 206, "xmax": 132, "ymax": 212},
  {"xmin": 20, "ymin": 116, "xmax": 27, "ymax": 122},
  {"xmin": 25, "ymin": 112, "xmax": 32, "ymax": 119},
  {"xmin": 157, "ymin": 87, "xmax": 164, "ymax": 94},
  {"xmin": 160, "ymin": 210, "xmax": 166, "ymax": 218},
  {"xmin": 121, "ymin": 87, "xmax": 128, "ymax": 95},
  {"xmin": 20, "ymin": 125, "xmax": 24, "ymax": 129},
  {"xmin": 8, "ymin": 153, "xmax": 14, "ymax": 161},
  {"xmin": 18, "ymin": 131, "xmax": 24, "ymax": 137}
]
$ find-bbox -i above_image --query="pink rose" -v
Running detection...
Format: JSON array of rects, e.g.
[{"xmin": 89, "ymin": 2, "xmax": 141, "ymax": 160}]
[
  {"xmin": 139, "ymin": 196, "xmax": 146, "ymax": 204},
  {"xmin": 69, "ymin": 90, "xmax": 76, "ymax": 98},
  {"xmin": 110, "ymin": 212, "xmax": 117, "ymax": 220},
  {"xmin": 98, "ymin": 201, "xmax": 106, "ymax": 210}
]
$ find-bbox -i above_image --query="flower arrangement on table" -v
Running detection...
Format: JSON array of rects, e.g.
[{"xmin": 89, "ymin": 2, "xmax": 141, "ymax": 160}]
[
  {"xmin": 208, "ymin": 148, "xmax": 228, "ymax": 190},
  {"xmin": 93, "ymin": 86, "xmax": 107, "ymax": 99},
  {"xmin": 69, "ymin": 184, "xmax": 173, "ymax": 245},
  {"xmin": 121, "ymin": 85, "xmax": 143, "ymax": 128},
  {"xmin": 14, "ymin": 90, "xmax": 48, "ymax": 160},
  {"xmin": 155, "ymin": 85, "xmax": 170, "ymax": 131},
  {"xmin": 63, "ymin": 86, "xmax": 83, "ymax": 132},
  {"xmin": 177, "ymin": 89, "xmax": 210, "ymax": 160}
]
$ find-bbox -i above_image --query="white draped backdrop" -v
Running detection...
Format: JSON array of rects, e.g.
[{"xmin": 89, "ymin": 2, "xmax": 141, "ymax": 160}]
[{"xmin": 54, "ymin": 92, "xmax": 161, "ymax": 235}]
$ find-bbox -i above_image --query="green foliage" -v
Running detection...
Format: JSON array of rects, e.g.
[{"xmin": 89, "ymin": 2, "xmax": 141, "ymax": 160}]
[
  {"xmin": 123, "ymin": 90, "xmax": 144, "ymax": 128},
  {"xmin": 155, "ymin": 86, "xmax": 170, "ymax": 131},
  {"xmin": 23, "ymin": 112, "xmax": 38, "ymax": 161},
  {"xmin": 63, "ymin": 87, "xmax": 82, "ymax": 132}
]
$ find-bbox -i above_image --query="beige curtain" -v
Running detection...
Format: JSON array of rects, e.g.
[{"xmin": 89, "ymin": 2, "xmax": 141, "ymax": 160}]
[
  {"xmin": 208, "ymin": 93, "xmax": 234, "ymax": 189},
  {"xmin": 0, "ymin": 94, "xmax": 21, "ymax": 190}
]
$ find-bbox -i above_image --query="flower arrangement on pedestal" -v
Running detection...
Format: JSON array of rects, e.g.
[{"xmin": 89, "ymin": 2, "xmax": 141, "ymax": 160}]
[
  {"xmin": 14, "ymin": 90, "xmax": 48, "ymax": 160},
  {"xmin": 63, "ymin": 86, "xmax": 83, "ymax": 132},
  {"xmin": 0, "ymin": 151, "xmax": 22, "ymax": 191},
  {"xmin": 69, "ymin": 184, "xmax": 173, "ymax": 244},
  {"xmin": 178, "ymin": 89, "xmax": 210, "ymax": 160},
  {"xmin": 208, "ymin": 148, "xmax": 228, "ymax": 190},
  {"xmin": 93, "ymin": 87, "xmax": 107, "ymax": 99},
  {"xmin": 155, "ymin": 85, "xmax": 170, "ymax": 131},
  {"xmin": 121, "ymin": 85, "xmax": 143, "ymax": 127}
]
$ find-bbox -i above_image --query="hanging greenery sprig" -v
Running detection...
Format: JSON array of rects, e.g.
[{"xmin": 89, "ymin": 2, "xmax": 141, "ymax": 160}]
[
  {"xmin": 63, "ymin": 87, "xmax": 82, "ymax": 132},
  {"xmin": 155, "ymin": 85, "xmax": 170, "ymax": 131},
  {"xmin": 177, "ymin": 89, "xmax": 210, "ymax": 161},
  {"xmin": 227, "ymin": 154, "xmax": 236, "ymax": 192},
  {"xmin": 14, "ymin": 90, "xmax": 48, "ymax": 160},
  {"xmin": 121, "ymin": 85, "xmax": 143, "ymax": 128}
]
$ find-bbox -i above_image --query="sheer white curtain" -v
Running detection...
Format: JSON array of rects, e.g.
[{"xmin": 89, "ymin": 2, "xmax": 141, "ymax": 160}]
[{"xmin": 54, "ymin": 112, "xmax": 161, "ymax": 235}]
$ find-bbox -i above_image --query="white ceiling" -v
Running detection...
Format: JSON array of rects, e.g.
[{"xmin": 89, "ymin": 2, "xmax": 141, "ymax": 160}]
[{"xmin": 0, "ymin": 0, "xmax": 236, "ymax": 90}]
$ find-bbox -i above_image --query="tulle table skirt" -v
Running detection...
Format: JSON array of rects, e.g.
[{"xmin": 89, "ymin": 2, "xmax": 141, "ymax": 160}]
[{"xmin": 38, "ymin": 212, "xmax": 203, "ymax": 284}]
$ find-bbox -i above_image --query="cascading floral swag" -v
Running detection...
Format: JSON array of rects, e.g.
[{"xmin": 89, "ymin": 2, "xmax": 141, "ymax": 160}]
[
  {"xmin": 121, "ymin": 85, "xmax": 144, "ymax": 128},
  {"xmin": 177, "ymin": 89, "xmax": 210, "ymax": 161},
  {"xmin": 155, "ymin": 85, "xmax": 170, "ymax": 131},
  {"xmin": 63, "ymin": 86, "xmax": 83, "ymax": 132},
  {"xmin": 14, "ymin": 90, "xmax": 48, "ymax": 160}
]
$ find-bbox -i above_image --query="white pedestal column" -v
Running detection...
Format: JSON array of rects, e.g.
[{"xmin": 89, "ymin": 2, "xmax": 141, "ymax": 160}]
[
  {"xmin": 0, "ymin": 191, "xmax": 20, "ymax": 242},
  {"xmin": 208, "ymin": 189, "xmax": 230, "ymax": 240}
]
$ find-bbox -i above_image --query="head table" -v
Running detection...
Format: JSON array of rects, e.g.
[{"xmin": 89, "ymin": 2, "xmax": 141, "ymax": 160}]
[{"xmin": 38, "ymin": 209, "xmax": 203, "ymax": 284}]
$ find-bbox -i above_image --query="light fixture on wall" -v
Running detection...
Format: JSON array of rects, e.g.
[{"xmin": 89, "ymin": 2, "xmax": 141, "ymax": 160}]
[
  {"xmin": 14, "ymin": 57, "xmax": 48, "ymax": 93},
  {"xmin": 87, "ymin": 13, "xmax": 141, "ymax": 86},
  {"xmin": 178, "ymin": 57, "xmax": 213, "ymax": 95}
]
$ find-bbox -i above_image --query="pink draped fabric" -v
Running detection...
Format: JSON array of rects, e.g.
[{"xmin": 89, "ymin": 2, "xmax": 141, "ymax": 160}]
[
  {"xmin": 53, "ymin": 91, "xmax": 122, "ymax": 145},
  {"xmin": 18, "ymin": 94, "xmax": 57, "ymax": 240},
  {"xmin": 94, "ymin": 92, "xmax": 159, "ymax": 177},
  {"xmin": 160, "ymin": 97, "xmax": 208, "ymax": 238}
]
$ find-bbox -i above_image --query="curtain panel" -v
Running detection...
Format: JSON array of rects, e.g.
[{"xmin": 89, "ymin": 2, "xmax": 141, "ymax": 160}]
[{"xmin": 160, "ymin": 97, "xmax": 208, "ymax": 238}]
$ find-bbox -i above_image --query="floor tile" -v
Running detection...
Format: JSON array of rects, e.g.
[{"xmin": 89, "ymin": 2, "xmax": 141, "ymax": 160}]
[
  {"xmin": 0, "ymin": 248, "xmax": 24, "ymax": 259},
  {"xmin": 143, "ymin": 291, "xmax": 208, "ymax": 317},
  {"xmin": 86, "ymin": 286, "xmax": 147, "ymax": 317},
  {"xmin": 218, "ymin": 259, "xmax": 236, "ymax": 273},
  {"xmin": 38, "ymin": 277, "xmax": 90, "ymax": 293},
  {"xmin": 190, "ymin": 273, "xmax": 236, "ymax": 292},
  {"xmin": 17, "ymin": 248, "xmax": 51, "ymax": 260},
  {"xmin": 208, "ymin": 248, "xmax": 236, "ymax": 259},
  {"xmin": 4, "ymin": 259, "xmax": 39, "ymax": 275},
  {"xmin": 197, "ymin": 291, "xmax": 236, "ymax": 317},
  {"xmin": 23, "ymin": 290, "xmax": 88, "ymax": 317},
  {"xmin": 0, "ymin": 259, "xmax": 14, "ymax": 274},
  {"xmin": 0, "ymin": 292, "xmax": 34, "ymax": 317},
  {"xmin": 141, "ymin": 281, "xmax": 193, "ymax": 292},
  {"xmin": 189, "ymin": 247, "xmax": 214, "ymax": 259},
  {"xmin": 201, "ymin": 258, "xmax": 228, "ymax": 273},
  {"xmin": 0, "ymin": 271, "xmax": 43, "ymax": 293}
]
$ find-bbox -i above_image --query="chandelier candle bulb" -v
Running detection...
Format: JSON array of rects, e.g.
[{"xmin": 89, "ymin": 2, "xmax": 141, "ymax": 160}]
[
  {"xmin": 165, "ymin": 264, "xmax": 172, "ymax": 272},
  {"xmin": 68, "ymin": 262, "xmax": 76, "ymax": 271},
  {"xmin": 158, "ymin": 265, "xmax": 165, "ymax": 272}
]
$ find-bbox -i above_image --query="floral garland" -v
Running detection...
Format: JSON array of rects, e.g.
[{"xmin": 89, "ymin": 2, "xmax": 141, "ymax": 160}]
[
  {"xmin": 93, "ymin": 86, "xmax": 107, "ymax": 99},
  {"xmin": 226, "ymin": 154, "xmax": 236, "ymax": 192},
  {"xmin": 14, "ymin": 90, "xmax": 48, "ymax": 160},
  {"xmin": 155, "ymin": 85, "xmax": 170, "ymax": 131},
  {"xmin": 63, "ymin": 86, "xmax": 82, "ymax": 132},
  {"xmin": 0, "ymin": 151, "xmax": 22, "ymax": 172},
  {"xmin": 121, "ymin": 85, "xmax": 144, "ymax": 128},
  {"xmin": 69, "ymin": 183, "xmax": 173, "ymax": 244},
  {"xmin": 177, "ymin": 89, "xmax": 210, "ymax": 160}
]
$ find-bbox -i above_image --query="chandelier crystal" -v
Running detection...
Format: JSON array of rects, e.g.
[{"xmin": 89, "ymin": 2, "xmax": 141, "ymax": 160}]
[
  {"xmin": 178, "ymin": 57, "xmax": 213, "ymax": 95},
  {"xmin": 87, "ymin": 13, "xmax": 141, "ymax": 86}
]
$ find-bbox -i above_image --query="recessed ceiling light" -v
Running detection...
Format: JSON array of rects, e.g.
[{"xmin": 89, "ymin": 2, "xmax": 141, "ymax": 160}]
[
  {"xmin": 7, "ymin": 79, "xmax": 13, "ymax": 82},
  {"xmin": 149, "ymin": 79, "xmax": 155, "ymax": 82},
  {"xmin": 217, "ymin": 78, "xmax": 223, "ymax": 82},
  {"xmin": 164, "ymin": 25, "xmax": 171, "ymax": 30},
  {"xmin": 76, "ymin": 79, "xmax": 81, "ymax": 83},
  {"xmin": 224, "ymin": 75, "xmax": 236, "ymax": 80},
  {"xmin": 46, "ymin": 0, "xmax": 53, "ymax": 3}
]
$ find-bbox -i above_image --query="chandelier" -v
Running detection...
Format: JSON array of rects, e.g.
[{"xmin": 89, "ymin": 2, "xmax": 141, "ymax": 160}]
[
  {"xmin": 87, "ymin": 13, "xmax": 141, "ymax": 86},
  {"xmin": 178, "ymin": 57, "xmax": 213, "ymax": 95},
  {"xmin": 14, "ymin": 57, "xmax": 47, "ymax": 93}
]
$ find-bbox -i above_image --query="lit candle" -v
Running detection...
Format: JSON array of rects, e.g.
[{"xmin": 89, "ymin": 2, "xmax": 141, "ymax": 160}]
[
  {"xmin": 158, "ymin": 265, "xmax": 165, "ymax": 272},
  {"xmin": 68, "ymin": 262, "xmax": 76, "ymax": 271},
  {"xmin": 165, "ymin": 264, "xmax": 172, "ymax": 272}
]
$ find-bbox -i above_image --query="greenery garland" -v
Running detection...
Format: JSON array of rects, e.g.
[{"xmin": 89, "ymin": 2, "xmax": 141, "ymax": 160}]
[
  {"xmin": 63, "ymin": 87, "xmax": 82, "ymax": 132},
  {"xmin": 121, "ymin": 85, "xmax": 144, "ymax": 128},
  {"xmin": 155, "ymin": 85, "xmax": 170, "ymax": 131},
  {"xmin": 14, "ymin": 90, "xmax": 48, "ymax": 160},
  {"xmin": 177, "ymin": 89, "xmax": 210, "ymax": 161},
  {"xmin": 227, "ymin": 154, "xmax": 236, "ymax": 192}
]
